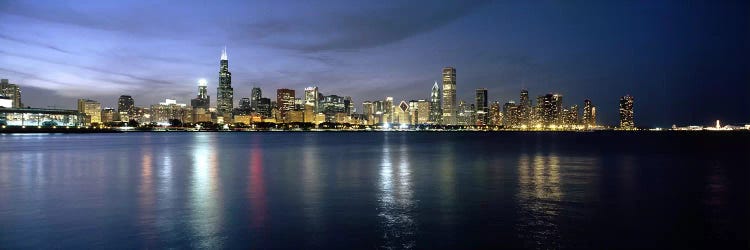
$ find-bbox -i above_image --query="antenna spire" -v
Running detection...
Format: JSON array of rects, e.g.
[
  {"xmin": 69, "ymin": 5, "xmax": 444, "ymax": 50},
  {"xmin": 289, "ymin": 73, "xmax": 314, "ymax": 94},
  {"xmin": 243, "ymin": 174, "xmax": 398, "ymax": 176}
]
[{"xmin": 221, "ymin": 46, "xmax": 227, "ymax": 60}]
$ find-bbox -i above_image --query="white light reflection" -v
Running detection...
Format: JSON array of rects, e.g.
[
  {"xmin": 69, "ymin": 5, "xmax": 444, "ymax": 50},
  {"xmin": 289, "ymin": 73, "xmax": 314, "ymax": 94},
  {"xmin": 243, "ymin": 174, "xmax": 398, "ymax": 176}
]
[
  {"xmin": 190, "ymin": 133, "xmax": 222, "ymax": 249},
  {"xmin": 378, "ymin": 133, "xmax": 416, "ymax": 249}
]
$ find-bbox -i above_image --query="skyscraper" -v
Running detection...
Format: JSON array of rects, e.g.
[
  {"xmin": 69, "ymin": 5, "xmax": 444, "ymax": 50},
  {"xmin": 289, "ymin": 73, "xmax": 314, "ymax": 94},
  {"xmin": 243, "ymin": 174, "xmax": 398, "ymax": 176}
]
[
  {"xmin": 503, "ymin": 101, "xmax": 517, "ymax": 127},
  {"xmin": 216, "ymin": 47, "xmax": 234, "ymax": 119},
  {"xmin": 77, "ymin": 99, "xmax": 101, "ymax": 125},
  {"xmin": 190, "ymin": 79, "xmax": 210, "ymax": 109},
  {"xmin": 118, "ymin": 95, "xmax": 134, "ymax": 121},
  {"xmin": 619, "ymin": 95, "xmax": 635, "ymax": 129},
  {"xmin": 276, "ymin": 88, "xmax": 295, "ymax": 121},
  {"xmin": 518, "ymin": 89, "xmax": 531, "ymax": 126},
  {"xmin": 429, "ymin": 81, "xmax": 441, "ymax": 124},
  {"xmin": 441, "ymin": 67, "xmax": 457, "ymax": 125},
  {"xmin": 552, "ymin": 94, "xmax": 564, "ymax": 124},
  {"xmin": 582, "ymin": 99, "xmax": 596, "ymax": 127},
  {"xmin": 251, "ymin": 87, "xmax": 262, "ymax": 111},
  {"xmin": 475, "ymin": 88, "xmax": 488, "ymax": 125},
  {"xmin": 0, "ymin": 79, "xmax": 22, "ymax": 108},
  {"xmin": 304, "ymin": 87, "xmax": 319, "ymax": 113},
  {"xmin": 489, "ymin": 101, "xmax": 502, "ymax": 126}
]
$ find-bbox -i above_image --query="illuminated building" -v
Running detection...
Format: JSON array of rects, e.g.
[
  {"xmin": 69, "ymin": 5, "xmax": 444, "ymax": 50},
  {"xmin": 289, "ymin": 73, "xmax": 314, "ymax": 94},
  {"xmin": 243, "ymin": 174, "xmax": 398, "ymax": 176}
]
[
  {"xmin": 150, "ymin": 99, "xmax": 190, "ymax": 125},
  {"xmin": 441, "ymin": 67, "xmax": 457, "ymax": 125},
  {"xmin": 239, "ymin": 98, "xmax": 252, "ymax": 112},
  {"xmin": 344, "ymin": 96, "xmax": 353, "ymax": 114},
  {"xmin": 362, "ymin": 101, "xmax": 373, "ymax": 121},
  {"xmin": 321, "ymin": 95, "xmax": 346, "ymax": 121},
  {"xmin": 552, "ymin": 94, "xmax": 564, "ymax": 124},
  {"xmin": 304, "ymin": 104, "xmax": 315, "ymax": 123},
  {"xmin": 0, "ymin": 108, "xmax": 83, "ymax": 127},
  {"xmin": 251, "ymin": 87, "xmax": 262, "ymax": 111},
  {"xmin": 101, "ymin": 108, "xmax": 116, "ymax": 123},
  {"xmin": 0, "ymin": 97, "xmax": 11, "ymax": 108},
  {"xmin": 304, "ymin": 86, "xmax": 319, "ymax": 112},
  {"xmin": 562, "ymin": 105, "xmax": 579, "ymax": 125},
  {"xmin": 539, "ymin": 94, "xmax": 560, "ymax": 126},
  {"xmin": 489, "ymin": 101, "xmax": 501, "ymax": 126},
  {"xmin": 257, "ymin": 98, "xmax": 271, "ymax": 118},
  {"xmin": 216, "ymin": 47, "xmax": 234, "ymax": 119},
  {"xmin": 0, "ymin": 79, "xmax": 22, "ymax": 108},
  {"xmin": 77, "ymin": 99, "xmax": 101, "ymax": 125},
  {"xmin": 582, "ymin": 99, "xmax": 596, "ymax": 127},
  {"xmin": 619, "ymin": 95, "xmax": 635, "ymax": 129},
  {"xmin": 393, "ymin": 100, "xmax": 409, "ymax": 124},
  {"xmin": 503, "ymin": 101, "xmax": 517, "ymax": 127},
  {"xmin": 118, "ymin": 95, "xmax": 134, "ymax": 121},
  {"xmin": 475, "ymin": 88, "xmax": 488, "ymax": 125},
  {"xmin": 429, "ymin": 81, "xmax": 441, "ymax": 124},
  {"xmin": 276, "ymin": 88, "xmax": 295, "ymax": 122},
  {"xmin": 518, "ymin": 89, "xmax": 531, "ymax": 126},
  {"xmin": 190, "ymin": 79, "xmax": 211, "ymax": 123},
  {"xmin": 416, "ymin": 99, "xmax": 430, "ymax": 125}
]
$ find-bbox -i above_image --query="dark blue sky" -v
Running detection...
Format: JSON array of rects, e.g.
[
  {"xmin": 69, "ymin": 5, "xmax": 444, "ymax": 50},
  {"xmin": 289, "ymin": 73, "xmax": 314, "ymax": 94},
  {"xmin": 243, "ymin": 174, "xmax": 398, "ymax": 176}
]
[{"xmin": 1, "ymin": 0, "xmax": 748, "ymax": 126}]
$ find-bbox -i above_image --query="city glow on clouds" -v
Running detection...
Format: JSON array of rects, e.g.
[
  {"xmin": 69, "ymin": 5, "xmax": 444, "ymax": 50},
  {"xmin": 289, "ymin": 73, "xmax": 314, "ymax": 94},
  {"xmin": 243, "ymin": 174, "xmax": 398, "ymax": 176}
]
[{"xmin": 0, "ymin": 0, "xmax": 748, "ymax": 125}]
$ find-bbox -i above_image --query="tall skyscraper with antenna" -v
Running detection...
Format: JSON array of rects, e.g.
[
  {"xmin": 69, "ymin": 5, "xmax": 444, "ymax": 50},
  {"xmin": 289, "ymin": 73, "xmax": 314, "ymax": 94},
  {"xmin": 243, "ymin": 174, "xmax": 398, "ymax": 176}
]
[{"xmin": 216, "ymin": 47, "xmax": 234, "ymax": 119}]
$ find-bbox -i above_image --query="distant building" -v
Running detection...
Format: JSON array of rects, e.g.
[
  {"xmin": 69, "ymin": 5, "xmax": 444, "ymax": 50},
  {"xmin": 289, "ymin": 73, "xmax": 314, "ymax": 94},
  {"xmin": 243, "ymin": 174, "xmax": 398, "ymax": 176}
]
[
  {"xmin": 619, "ymin": 95, "xmax": 635, "ymax": 129},
  {"xmin": 191, "ymin": 79, "xmax": 210, "ymax": 109},
  {"xmin": 475, "ymin": 88, "xmax": 488, "ymax": 125},
  {"xmin": 304, "ymin": 86, "xmax": 319, "ymax": 112},
  {"xmin": 216, "ymin": 48, "xmax": 234, "ymax": 119},
  {"xmin": 77, "ymin": 99, "xmax": 101, "ymax": 125},
  {"xmin": 362, "ymin": 101, "xmax": 373, "ymax": 121},
  {"xmin": 251, "ymin": 87, "xmax": 262, "ymax": 111},
  {"xmin": 518, "ymin": 89, "xmax": 531, "ymax": 126},
  {"xmin": 0, "ymin": 108, "xmax": 83, "ymax": 127},
  {"xmin": 582, "ymin": 99, "xmax": 596, "ymax": 127},
  {"xmin": 416, "ymin": 99, "xmax": 430, "ymax": 125},
  {"xmin": 489, "ymin": 101, "xmax": 502, "ymax": 126},
  {"xmin": 429, "ymin": 81, "xmax": 441, "ymax": 124},
  {"xmin": 257, "ymin": 97, "xmax": 271, "ymax": 118},
  {"xmin": 441, "ymin": 67, "xmax": 457, "ymax": 125},
  {"xmin": 101, "ymin": 108, "xmax": 116, "ymax": 123},
  {"xmin": 239, "ymin": 97, "xmax": 252, "ymax": 111},
  {"xmin": 276, "ymin": 88, "xmax": 295, "ymax": 121},
  {"xmin": 0, "ymin": 79, "xmax": 22, "ymax": 108},
  {"xmin": 503, "ymin": 101, "xmax": 517, "ymax": 127},
  {"xmin": 118, "ymin": 95, "xmax": 135, "ymax": 121},
  {"xmin": 150, "ymin": 99, "xmax": 190, "ymax": 125}
]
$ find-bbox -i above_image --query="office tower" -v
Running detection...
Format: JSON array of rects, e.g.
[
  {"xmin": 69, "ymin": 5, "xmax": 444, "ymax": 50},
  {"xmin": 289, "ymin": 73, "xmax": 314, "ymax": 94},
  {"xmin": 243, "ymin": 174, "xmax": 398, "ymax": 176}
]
[
  {"xmin": 344, "ymin": 96, "xmax": 353, "ymax": 114},
  {"xmin": 118, "ymin": 95, "xmax": 135, "ymax": 121},
  {"xmin": 190, "ymin": 79, "xmax": 210, "ymax": 109},
  {"xmin": 0, "ymin": 79, "xmax": 22, "ymax": 108},
  {"xmin": 619, "ymin": 95, "xmax": 635, "ymax": 129},
  {"xmin": 475, "ymin": 88, "xmax": 488, "ymax": 125},
  {"xmin": 363, "ymin": 101, "xmax": 373, "ymax": 117},
  {"xmin": 393, "ymin": 100, "xmax": 409, "ymax": 124},
  {"xmin": 251, "ymin": 87, "xmax": 262, "ymax": 111},
  {"xmin": 582, "ymin": 99, "xmax": 596, "ymax": 127},
  {"xmin": 503, "ymin": 101, "xmax": 517, "ymax": 127},
  {"xmin": 101, "ymin": 108, "xmax": 116, "ymax": 123},
  {"xmin": 552, "ymin": 94, "xmax": 563, "ymax": 124},
  {"xmin": 441, "ymin": 67, "xmax": 457, "ymax": 125},
  {"xmin": 384, "ymin": 97, "xmax": 394, "ymax": 123},
  {"xmin": 276, "ymin": 88, "xmax": 295, "ymax": 121},
  {"xmin": 489, "ymin": 101, "xmax": 502, "ymax": 126},
  {"xmin": 539, "ymin": 94, "xmax": 555, "ymax": 125},
  {"xmin": 518, "ymin": 89, "xmax": 531, "ymax": 125},
  {"xmin": 239, "ymin": 98, "xmax": 252, "ymax": 110},
  {"xmin": 257, "ymin": 97, "xmax": 271, "ymax": 118},
  {"xmin": 216, "ymin": 47, "xmax": 234, "ymax": 117},
  {"xmin": 416, "ymin": 100, "xmax": 430, "ymax": 125},
  {"xmin": 304, "ymin": 86, "xmax": 319, "ymax": 112},
  {"xmin": 429, "ymin": 81, "xmax": 441, "ymax": 124},
  {"xmin": 77, "ymin": 99, "xmax": 102, "ymax": 125}
]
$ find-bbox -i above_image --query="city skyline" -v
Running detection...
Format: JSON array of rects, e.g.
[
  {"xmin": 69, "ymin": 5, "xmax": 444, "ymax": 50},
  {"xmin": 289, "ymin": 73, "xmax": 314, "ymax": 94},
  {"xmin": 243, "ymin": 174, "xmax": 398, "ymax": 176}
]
[{"xmin": 1, "ymin": 1, "xmax": 748, "ymax": 126}]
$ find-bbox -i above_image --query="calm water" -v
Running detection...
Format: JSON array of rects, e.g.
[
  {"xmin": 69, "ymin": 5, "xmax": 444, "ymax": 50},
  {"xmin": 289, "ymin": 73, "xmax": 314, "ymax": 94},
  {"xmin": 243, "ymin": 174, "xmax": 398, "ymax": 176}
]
[{"xmin": 0, "ymin": 132, "xmax": 748, "ymax": 249}]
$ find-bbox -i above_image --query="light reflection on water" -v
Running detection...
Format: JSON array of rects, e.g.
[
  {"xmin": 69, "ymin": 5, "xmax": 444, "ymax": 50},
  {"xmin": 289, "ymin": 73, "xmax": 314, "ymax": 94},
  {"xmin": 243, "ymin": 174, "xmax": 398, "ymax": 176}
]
[
  {"xmin": 378, "ymin": 134, "xmax": 417, "ymax": 249},
  {"xmin": 190, "ymin": 133, "xmax": 223, "ymax": 249},
  {"xmin": 0, "ymin": 132, "xmax": 746, "ymax": 249}
]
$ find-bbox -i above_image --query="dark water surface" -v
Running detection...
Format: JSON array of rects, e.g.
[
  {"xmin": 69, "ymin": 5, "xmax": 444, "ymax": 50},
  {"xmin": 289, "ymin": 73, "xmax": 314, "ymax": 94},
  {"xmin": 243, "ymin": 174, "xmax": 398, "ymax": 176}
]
[{"xmin": 0, "ymin": 132, "xmax": 748, "ymax": 249}]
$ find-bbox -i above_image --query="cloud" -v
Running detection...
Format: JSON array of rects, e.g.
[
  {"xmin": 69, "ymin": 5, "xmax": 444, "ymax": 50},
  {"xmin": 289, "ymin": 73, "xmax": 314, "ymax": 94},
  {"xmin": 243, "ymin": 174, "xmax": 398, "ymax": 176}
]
[
  {"xmin": 237, "ymin": 0, "xmax": 493, "ymax": 52},
  {"xmin": 0, "ymin": 34, "xmax": 71, "ymax": 54}
]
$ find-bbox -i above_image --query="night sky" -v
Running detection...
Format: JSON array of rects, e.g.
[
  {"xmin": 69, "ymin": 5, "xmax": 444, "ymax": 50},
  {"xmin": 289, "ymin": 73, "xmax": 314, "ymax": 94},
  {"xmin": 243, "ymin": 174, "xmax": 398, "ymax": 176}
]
[{"xmin": 1, "ymin": 0, "xmax": 748, "ymax": 127}]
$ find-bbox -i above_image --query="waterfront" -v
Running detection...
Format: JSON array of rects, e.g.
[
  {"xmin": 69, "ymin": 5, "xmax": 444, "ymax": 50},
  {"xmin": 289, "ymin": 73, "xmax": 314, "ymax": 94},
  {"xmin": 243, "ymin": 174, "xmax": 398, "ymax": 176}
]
[{"xmin": 0, "ymin": 132, "xmax": 748, "ymax": 248}]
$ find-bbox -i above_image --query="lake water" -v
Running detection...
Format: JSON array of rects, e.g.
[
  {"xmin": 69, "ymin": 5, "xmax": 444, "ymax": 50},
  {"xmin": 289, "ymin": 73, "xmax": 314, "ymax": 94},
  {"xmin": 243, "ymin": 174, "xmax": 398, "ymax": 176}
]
[{"xmin": 0, "ymin": 132, "xmax": 748, "ymax": 249}]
